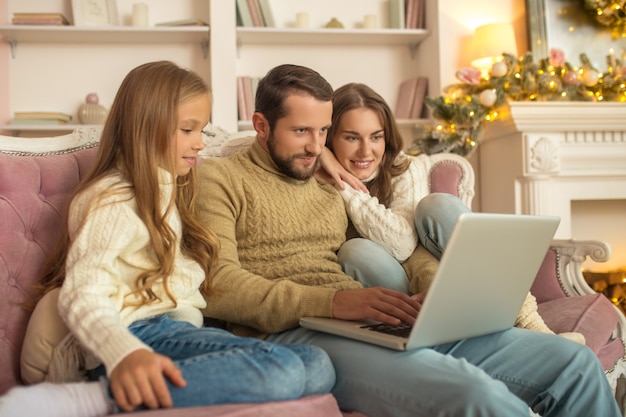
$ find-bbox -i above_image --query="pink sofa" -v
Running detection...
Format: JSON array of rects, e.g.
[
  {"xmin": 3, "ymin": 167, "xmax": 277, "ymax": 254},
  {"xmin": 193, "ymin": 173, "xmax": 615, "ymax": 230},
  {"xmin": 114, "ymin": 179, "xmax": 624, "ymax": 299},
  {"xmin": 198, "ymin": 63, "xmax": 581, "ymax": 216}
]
[{"xmin": 0, "ymin": 127, "xmax": 624, "ymax": 416}]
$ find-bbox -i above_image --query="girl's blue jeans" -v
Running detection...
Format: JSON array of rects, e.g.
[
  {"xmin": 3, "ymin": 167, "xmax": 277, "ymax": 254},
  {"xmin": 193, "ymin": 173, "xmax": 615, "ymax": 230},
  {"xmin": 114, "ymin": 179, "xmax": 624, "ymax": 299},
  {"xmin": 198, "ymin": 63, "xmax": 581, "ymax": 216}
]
[{"xmin": 89, "ymin": 314, "xmax": 335, "ymax": 411}]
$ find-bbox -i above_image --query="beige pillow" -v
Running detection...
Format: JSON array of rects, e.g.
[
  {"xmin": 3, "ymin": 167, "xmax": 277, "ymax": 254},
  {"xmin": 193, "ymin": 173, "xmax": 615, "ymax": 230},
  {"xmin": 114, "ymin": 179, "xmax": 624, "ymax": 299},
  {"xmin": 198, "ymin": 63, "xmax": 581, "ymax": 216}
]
[
  {"xmin": 20, "ymin": 288, "xmax": 70, "ymax": 384},
  {"xmin": 220, "ymin": 134, "xmax": 255, "ymax": 157}
]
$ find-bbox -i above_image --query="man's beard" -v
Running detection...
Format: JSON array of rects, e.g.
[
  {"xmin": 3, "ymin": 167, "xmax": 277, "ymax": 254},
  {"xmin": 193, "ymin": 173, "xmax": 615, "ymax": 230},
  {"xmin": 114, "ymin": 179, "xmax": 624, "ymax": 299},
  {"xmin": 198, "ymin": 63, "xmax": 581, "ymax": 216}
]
[{"xmin": 267, "ymin": 133, "xmax": 320, "ymax": 180}]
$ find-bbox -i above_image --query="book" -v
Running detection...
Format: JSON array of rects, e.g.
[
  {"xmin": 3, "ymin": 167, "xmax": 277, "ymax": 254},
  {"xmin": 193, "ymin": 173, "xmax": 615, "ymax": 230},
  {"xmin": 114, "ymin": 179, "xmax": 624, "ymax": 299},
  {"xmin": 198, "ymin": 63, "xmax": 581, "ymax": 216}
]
[
  {"xmin": 12, "ymin": 18, "xmax": 69, "ymax": 25},
  {"xmin": 409, "ymin": 77, "xmax": 428, "ymax": 119},
  {"xmin": 155, "ymin": 18, "xmax": 208, "ymax": 27},
  {"xmin": 416, "ymin": 0, "xmax": 426, "ymax": 29},
  {"xmin": 247, "ymin": 0, "xmax": 264, "ymax": 27},
  {"xmin": 9, "ymin": 118, "xmax": 69, "ymax": 125},
  {"xmin": 13, "ymin": 111, "xmax": 72, "ymax": 122},
  {"xmin": 250, "ymin": 76, "xmax": 261, "ymax": 102},
  {"xmin": 242, "ymin": 76, "xmax": 254, "ymax": 119},
  {"xmin": 236, "ymin": 76, "xmax": 248, "ymax": 121},
  {"xmin": 388, "ymin": 0, "xmax": 405, "ymax": 29},
  {"xmin": 12, "ymin": 12, "xmax": 69, "ymax": 26},
  {"xmin": 13, "ymin": 12, "xmax": 69, "ymax": 20},
  {"xmin": 236, "ymin": 0, "xmax": 253, "ymax": 27},
  {"xmin": 257, "ymin": 0, "xmax": 275, "ymax": 27},
  {"xmin": 405, "ymin": 0, "xmax": 418, "ymax": 29},
  {"xmin": 394, "ymin": 77, "xmax": 419, "ymax": 119}
]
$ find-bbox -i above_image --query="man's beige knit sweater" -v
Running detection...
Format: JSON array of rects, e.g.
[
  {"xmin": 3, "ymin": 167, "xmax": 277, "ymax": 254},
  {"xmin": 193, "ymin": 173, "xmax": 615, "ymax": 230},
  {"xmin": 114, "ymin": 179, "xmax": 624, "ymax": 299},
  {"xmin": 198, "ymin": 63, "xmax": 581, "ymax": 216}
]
[{"xmin": 196, "ymin": 140, "xmax": 363, "ymax": 339}]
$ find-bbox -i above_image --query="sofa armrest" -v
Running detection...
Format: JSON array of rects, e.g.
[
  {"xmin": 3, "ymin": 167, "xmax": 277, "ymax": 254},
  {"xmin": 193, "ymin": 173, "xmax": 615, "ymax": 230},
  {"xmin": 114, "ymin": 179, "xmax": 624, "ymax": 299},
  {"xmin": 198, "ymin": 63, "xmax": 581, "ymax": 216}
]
[
  {"xmin": 549, "ymin": 239, "xmax": 612, "ymax": 298},
  {"xmin": 545, "ymin": 239, "xmax": 626, "ymax": 391},
  {"xmin": 427, "ymin": 152, "xmax": 475, "ymax": 208},
  {"xmin": 544, "ymin": 239, "xmax": 626, "ymax": 336}
]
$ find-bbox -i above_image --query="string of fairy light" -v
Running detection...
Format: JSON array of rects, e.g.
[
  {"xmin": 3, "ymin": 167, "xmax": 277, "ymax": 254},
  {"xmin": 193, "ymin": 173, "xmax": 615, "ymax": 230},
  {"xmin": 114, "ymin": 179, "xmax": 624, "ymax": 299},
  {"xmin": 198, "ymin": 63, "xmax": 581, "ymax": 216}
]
[
  {"xmin": 409, "ymin": 49, "xmax": 626, "ymax": 157},
  {"xmin": 584, "ymin": 0, "xmax": 626, "ymax": 38}
]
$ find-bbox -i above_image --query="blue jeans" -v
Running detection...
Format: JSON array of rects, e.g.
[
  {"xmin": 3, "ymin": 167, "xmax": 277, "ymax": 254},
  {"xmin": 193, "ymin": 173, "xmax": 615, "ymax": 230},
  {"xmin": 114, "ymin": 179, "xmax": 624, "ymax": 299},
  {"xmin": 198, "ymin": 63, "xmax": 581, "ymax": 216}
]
[
  {"xmin": 268, "ymin": 326, "xmax": 620, "ymax": 417},
  {"xmin": 332, "ymin": 192, "xmax": 619, "ymax": 415},
  {"xmin": 89, "ymin": 315, "xmax": 335, "ymax": 411},
  {"xmin": 338, "ymin": 193, "xmax": 469, "ymax": 291}
]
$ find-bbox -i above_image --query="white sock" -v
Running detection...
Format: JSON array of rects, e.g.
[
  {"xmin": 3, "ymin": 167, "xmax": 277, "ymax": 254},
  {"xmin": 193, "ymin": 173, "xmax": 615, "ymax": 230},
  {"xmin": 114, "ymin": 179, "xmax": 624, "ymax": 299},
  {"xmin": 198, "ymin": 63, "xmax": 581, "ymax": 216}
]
[{"xmin": 0, "ymin": 381, "xmax": 111, "ymax": 417}]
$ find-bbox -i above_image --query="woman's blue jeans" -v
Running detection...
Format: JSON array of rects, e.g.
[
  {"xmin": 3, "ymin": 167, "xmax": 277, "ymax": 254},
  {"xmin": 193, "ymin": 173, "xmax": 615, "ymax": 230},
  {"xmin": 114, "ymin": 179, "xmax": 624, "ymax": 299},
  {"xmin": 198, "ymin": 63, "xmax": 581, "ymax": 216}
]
[
  {"xmin": 89, "ymin": 315, "xmax": 335, "ymax": 411},
  {"xmin": 338, "ymin": 193, "xmax": 469, "ymax": 292}
]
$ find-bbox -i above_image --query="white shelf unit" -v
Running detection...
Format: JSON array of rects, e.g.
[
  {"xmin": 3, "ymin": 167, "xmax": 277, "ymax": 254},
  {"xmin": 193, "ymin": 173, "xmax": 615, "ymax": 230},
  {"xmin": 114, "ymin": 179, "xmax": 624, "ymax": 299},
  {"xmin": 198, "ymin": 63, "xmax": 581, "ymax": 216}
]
[
  {"xmin": 0, "ymin": 0, "xmax": 217, "ymax": 137},
  {"xmin": 236, "ymin": 27, "xmax": 428, "ymax": 48},
  {"xmin": 0, "ymin": 25, "xmax": 209, "ymax": 45},
  {"xmin": 230, "ymin": 0, "xmax": 441, "ymax": 141},
  {"xmin": 0, "ymin": 0, "xmax": 443, "ymax": 139}
]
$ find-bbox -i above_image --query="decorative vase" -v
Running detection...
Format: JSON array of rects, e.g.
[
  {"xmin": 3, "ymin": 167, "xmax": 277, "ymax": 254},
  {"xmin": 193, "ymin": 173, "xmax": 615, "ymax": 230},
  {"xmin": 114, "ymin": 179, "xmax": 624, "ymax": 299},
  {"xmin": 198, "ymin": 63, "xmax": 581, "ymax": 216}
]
[{"xmin": 78, "ymin": 93, "xmax": 108, "ymax": 125}]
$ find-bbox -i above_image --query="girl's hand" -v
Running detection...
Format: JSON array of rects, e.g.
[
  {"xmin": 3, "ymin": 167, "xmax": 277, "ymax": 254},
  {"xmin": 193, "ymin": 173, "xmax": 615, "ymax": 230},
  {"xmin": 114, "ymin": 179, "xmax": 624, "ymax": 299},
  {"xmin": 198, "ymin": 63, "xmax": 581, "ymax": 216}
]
[
  {"xmin": 110, "ymin": 349, "xmax": 186, "ymax": 412},
  {"xmin": 317, "ymin": 147, "xmax": 368, "ymax": 192}
]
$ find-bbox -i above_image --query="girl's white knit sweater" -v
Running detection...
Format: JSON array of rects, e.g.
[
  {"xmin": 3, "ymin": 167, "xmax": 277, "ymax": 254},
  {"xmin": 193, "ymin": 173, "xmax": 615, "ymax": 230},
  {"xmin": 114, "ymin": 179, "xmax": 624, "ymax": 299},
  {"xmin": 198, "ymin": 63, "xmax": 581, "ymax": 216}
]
[{"xmin": 58, "ymin": 170, "xmax": 207, "ymax": 375}]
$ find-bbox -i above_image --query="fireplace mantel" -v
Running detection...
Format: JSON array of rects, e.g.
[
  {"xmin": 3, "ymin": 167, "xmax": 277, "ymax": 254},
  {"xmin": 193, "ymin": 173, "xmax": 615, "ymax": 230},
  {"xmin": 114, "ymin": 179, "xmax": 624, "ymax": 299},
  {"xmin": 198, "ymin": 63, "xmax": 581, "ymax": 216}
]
[{"xmin": 479, "ymin": 101, "xmax": 626, "ymax": 242}]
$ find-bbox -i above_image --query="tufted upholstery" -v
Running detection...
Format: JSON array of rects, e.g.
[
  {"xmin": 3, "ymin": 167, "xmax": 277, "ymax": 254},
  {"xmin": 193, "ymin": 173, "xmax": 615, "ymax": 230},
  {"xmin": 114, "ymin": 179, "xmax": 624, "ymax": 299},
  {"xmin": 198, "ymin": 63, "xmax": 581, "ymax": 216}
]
[{"xmin": 0, "ymin": 143, "xmax": 99, "ymax": 393}]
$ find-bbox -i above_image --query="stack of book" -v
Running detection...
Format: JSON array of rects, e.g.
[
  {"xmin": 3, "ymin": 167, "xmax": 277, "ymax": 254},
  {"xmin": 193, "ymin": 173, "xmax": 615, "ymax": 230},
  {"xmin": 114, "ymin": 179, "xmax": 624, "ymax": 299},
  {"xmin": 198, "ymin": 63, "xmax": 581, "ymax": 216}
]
[
  {"xmin": 394, "ymin": 77, "xmax": 428, "ymax": 120},
  {"xmin": 12, "ymin": 13, "xmax": 70, "ymax": 26},
  {"xmin": 10, "ymin": 111, "xmax": 73, "ymax": 126},
  {"xmin": 388, "ymin": 0, "xmax": 426, "ymax": 29},
  {"xmin": 236, "ymin": 0, "xmax": 275, "ymax": 27},
  {"xmin": 236, "ymin": 76, "xmax": 262, "ymax": 121},
  {"xmin": 155, "ymin": 18, "xmax": 208, "ymax": 27}
]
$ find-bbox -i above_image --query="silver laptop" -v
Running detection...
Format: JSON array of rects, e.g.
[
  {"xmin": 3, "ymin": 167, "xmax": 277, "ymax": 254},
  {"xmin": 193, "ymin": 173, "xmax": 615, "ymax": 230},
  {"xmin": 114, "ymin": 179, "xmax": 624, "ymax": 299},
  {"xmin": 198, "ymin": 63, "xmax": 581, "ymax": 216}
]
[{"xmin": 299, "ymin": 213, "xmax": 560, "ymax": 350}]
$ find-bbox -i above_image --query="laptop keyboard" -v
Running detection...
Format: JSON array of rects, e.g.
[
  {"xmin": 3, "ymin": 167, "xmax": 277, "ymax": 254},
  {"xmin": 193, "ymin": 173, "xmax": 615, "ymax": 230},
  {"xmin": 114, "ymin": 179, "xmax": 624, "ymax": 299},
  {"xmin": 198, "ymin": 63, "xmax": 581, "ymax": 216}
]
[{"xmin": 361, "ymin": 322, "xmax": 412, "ymax": 338}]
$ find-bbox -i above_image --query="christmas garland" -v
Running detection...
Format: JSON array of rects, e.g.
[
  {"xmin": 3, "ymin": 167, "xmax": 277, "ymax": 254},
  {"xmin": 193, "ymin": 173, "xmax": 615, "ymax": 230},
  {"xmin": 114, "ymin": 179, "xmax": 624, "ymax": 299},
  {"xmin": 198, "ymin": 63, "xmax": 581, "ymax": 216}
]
[
  {"xmin": 409, "ymin": 48, "xmax": 626, "ymax": 157},
  {"xmin": 583, "ymin": 0, "xmax": 626, "ymax": 36}
]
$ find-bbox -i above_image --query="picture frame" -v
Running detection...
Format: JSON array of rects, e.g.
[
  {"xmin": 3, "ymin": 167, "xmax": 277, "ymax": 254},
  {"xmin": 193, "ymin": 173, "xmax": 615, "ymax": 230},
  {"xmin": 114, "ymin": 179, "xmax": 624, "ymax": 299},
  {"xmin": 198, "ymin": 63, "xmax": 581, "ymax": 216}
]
[
  {"xmin": 72, "ymin": 0, "xmax": 119, "ymax": 26},
  {"xmin": 526, "ymin": 0, "xmax": 624, "ymax": 68}
]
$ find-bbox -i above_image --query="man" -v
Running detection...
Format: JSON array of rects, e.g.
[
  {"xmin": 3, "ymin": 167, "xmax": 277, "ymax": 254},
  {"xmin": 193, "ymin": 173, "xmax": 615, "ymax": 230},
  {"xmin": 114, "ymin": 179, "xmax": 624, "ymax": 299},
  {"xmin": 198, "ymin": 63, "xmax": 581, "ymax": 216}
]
[{"xmin": 196, "ymin": 64, "xmax": 620, "ymax": 417}]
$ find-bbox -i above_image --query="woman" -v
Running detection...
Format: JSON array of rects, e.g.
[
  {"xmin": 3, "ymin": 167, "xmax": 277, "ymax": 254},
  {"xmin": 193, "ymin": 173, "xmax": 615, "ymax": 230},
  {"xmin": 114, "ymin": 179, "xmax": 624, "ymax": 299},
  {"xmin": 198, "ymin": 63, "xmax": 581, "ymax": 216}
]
[{"xmin": 320, "ymin": 82, "xmax": 583, "ymax": 341}]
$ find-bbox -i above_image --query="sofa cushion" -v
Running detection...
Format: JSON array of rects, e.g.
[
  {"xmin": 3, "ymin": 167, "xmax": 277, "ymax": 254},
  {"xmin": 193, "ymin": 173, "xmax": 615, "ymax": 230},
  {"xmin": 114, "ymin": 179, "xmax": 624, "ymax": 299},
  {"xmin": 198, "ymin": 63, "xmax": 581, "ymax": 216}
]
[
  {"xmin": 20, "ymin": 288, "xmax": 69, "ymax": 384},
  {"xmin": 115, "ymin": 394, "xmax": 346, "ymax": 416},
  {"xmin": 530, "ymin": 248, "xmax": 568, "ymax": 304},
  {"xmin": 538, "ymin": 293, "xmax": 619, "ymax": 355}
]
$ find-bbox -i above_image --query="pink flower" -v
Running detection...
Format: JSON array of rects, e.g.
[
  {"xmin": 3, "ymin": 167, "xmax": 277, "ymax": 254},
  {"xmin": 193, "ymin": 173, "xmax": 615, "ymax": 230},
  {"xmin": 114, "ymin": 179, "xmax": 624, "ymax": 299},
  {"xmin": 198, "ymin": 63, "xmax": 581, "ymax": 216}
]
[
  {"xmin": 456, "ymin": 67, "xmax": 481, "ymax": 85},
  {"xmin": 549, "ymin": 48, "xmax": 565, "ymax": 67}
]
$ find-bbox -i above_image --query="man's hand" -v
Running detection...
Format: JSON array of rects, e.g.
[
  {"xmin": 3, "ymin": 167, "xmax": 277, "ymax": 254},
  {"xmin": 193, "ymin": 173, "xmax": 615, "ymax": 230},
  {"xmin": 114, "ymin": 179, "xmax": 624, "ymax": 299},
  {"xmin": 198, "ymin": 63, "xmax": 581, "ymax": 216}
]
[
  {"xmin": 332, "ymin": 287, "xmax": 422, "ymax": 325},
  {"xmin": 110, "ymin": 349, "xmax": 186, "ymax": 412}
]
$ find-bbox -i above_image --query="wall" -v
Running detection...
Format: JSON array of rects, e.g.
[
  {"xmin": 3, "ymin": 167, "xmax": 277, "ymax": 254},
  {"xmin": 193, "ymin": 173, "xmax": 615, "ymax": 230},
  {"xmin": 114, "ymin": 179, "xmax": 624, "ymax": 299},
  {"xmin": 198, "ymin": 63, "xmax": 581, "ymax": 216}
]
[{"xmin": 436, "ymin": 0, "xmax": 527, "ymax": 87}]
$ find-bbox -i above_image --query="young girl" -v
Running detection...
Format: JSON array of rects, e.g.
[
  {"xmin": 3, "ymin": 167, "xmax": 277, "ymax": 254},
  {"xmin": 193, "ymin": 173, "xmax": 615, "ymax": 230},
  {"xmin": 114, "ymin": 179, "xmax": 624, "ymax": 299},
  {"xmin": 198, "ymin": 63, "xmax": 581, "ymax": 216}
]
[
  {"xmin": 0, "ymin": 61, "xmax": 335, "ymax": 417},
  {"xmin": 319, "ymin": 82, "xmax": 584, "ymax": 341}
]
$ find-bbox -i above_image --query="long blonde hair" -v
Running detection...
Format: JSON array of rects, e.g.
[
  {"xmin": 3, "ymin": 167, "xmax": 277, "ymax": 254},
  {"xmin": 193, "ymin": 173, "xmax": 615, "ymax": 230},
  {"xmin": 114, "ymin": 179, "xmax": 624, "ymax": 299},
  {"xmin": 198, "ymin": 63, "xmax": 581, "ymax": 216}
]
[{"xmin": 36, "ymin": 61, "xmax": 218, "ymax": 306}]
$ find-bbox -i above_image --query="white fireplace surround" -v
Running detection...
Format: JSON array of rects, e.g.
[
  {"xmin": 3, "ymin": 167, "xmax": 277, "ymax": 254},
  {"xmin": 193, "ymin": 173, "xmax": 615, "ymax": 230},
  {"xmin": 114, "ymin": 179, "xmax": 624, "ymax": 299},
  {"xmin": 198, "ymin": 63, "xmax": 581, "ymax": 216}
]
[{"xmin": 479, "ymin": 102, "xmax": 626, "ymax": 266}]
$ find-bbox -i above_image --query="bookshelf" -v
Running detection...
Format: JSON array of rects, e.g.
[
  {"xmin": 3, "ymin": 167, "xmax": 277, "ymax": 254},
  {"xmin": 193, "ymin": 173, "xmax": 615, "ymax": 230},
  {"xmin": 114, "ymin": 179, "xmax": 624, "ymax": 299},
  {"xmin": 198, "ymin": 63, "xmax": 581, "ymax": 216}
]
[
  {"xmin": 232, "ymin": 0, "xmax": 441, "ymax": 141},
  {"xmin": 0, "ymin": 25, "xmax": 209, "ymax": 46},
  {"xmin": 1, "ymin": 0, "xmax": 444, "ymax": 138},
  {"xmin": 236, "ymin": 27, "xmax": 428, "ymax": 48}
]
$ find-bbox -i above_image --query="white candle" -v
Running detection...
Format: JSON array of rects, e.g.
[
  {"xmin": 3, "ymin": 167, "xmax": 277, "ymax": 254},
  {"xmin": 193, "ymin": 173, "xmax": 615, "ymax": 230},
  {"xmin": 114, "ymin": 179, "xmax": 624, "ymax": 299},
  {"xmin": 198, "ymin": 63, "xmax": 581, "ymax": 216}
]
[
  {"xmin": 296, "ymin": 12, "xmax": 309, "ymax": 29},
  {"xmin": 364, "ymin": 14, "xmax": 377, "ymax": 29},
  {"xmin": 132, "ymin": 3, "xmax": 149, "ymax": 27}
]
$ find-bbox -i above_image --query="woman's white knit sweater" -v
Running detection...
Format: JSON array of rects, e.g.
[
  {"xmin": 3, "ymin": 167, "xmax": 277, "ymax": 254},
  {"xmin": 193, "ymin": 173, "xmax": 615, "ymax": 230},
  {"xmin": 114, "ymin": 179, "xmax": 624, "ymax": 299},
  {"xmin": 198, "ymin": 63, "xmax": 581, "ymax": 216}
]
[
  {"xmin": 338, "ymin": 152, "xmax": 432, "ymax": 262},
  {"xmin": 58, "ymin": 170, "xmax": 207, "ymax": 375}
]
